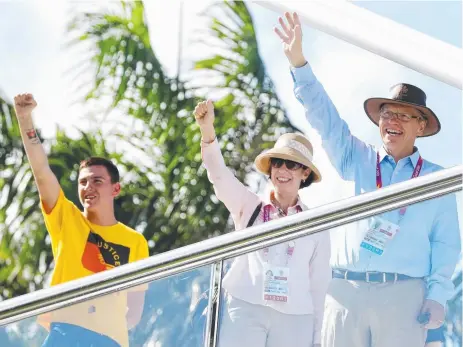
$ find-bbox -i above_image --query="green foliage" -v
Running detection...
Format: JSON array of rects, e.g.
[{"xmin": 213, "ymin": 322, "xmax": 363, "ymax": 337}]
[
  {"xmin": 65, "ymin": 0, "xmax": 298, "ymax": 255},
  {"xmin": 0, "ymin": 1, "xmax": 300, "ymax": 344},
  {"xmin": 0, "ymin": 93, "xmax": 48, "ymax": 299},
  {"xmin": 0, "ymin": 0, "xmax": 297, "ymax": 300},
  {"xmin": 0, "ymin": 1, "xmax": 461, "ymax": 346}
]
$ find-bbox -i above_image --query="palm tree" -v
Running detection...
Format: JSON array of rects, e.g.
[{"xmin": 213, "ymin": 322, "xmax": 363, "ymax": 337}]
[
  {"xmin": 0, "ymin": 0, "xmax": 297, "ymax": 344},
  {"xmin": 66, "ymin": 1, "xmax": 297, "ymax": 345},
  {"xmin": 1, "ymin": 0, "xmax": 300, "ymax": 344},
  {"xmin": 67, "ymin": 0, "xmax": 297, "ymax": 255},
  {"xmin": 1, "ymin": 1, "xmax": 461, "ymax": 346}
]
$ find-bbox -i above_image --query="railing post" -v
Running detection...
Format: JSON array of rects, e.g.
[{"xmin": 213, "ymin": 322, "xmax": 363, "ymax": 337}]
[
  {"xmin": 0, "ymin": 166, "xmax": 460, "ymax": 326},
  {"xmin": 204, "ymin": 260, "xmax": 224, "ymax": 347}
]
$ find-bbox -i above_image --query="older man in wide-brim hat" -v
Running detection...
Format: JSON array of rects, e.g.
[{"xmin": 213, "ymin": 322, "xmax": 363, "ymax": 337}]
[{"xmin": 275, "ymin": 11, "xmax": 460, "ymax": 347}]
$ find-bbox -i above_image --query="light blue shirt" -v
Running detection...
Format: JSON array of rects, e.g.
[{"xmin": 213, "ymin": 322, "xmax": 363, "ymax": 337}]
[{"xmin": 291, "ymin": 63, "xmax": 461, "ymax": 306}]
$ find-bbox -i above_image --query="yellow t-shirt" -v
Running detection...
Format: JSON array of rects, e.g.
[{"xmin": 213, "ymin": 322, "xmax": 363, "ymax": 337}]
[{"xmin": 38, "ymin": 189, "xmax": 149, "ymax": 347}]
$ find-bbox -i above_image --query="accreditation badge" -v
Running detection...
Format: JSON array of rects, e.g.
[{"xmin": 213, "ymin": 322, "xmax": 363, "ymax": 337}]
[
  {"xmin": 263, "ymin": 264, "xmax": 290, "ymax": 302},
  {"xmin": 360, "ymin": 217, "xmax": 399, "ymax": 255}
]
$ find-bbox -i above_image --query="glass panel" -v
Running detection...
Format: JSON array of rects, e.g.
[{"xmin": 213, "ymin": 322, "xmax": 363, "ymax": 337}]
[
  {"xmin": 217, "ymin": 192, "xmax": 462, "ymax": 347},
  {"xmin": 0, "ymin": 265, "xmax": 212, "ymax": 347}
]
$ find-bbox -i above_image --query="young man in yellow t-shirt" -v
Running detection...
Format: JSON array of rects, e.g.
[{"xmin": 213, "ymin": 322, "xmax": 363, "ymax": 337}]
[{"xmin": 14, "ymin": 93, "xmax": 149, "ymax": 347}]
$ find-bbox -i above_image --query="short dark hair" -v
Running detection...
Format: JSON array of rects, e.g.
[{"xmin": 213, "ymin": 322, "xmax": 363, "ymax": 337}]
[
  {"xmin": 79, "ymin": 157, "xmax": 120, "ymax": 183},
  {"xmin": 300, "ymin": 171, "xmax": 315, "ymax": 189},
  {"xmin": 269, "ymin": 168, "xmax": 314, "ymax": 189}
]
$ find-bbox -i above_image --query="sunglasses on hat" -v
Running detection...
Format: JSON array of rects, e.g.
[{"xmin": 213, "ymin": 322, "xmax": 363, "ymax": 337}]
[{"xmin": 270, "ymin": 158, "xmax": 305, "ymax": 171}]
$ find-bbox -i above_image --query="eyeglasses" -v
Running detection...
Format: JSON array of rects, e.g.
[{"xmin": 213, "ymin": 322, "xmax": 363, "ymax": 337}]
[
  {"xmin": 379, "ymin": 109, "xmax": 425, "ymax": 123},
  {"xmin": 270, "ymin": 158, "xmax": 305, "ymax": 170}
]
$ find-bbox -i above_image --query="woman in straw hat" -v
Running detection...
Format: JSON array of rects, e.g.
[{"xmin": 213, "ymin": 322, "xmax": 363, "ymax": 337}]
[{"xmin": 194, "ymin": 100, "xmax": 330, "ymax": 347}]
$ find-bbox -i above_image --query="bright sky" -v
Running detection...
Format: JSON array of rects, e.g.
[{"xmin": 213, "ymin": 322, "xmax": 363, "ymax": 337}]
[{"xmin": 0, "ymin": 0, "xmax": 461, "ymax": 209}]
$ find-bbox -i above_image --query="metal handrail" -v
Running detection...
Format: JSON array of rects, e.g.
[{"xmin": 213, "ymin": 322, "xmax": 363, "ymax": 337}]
[
  {"xmin": 0, "ymin": 165, "xmax": 461, "ymax": 326},
  {"xmin": 256, "ymin": 0, "xmax": 463, "ymax": 89}
]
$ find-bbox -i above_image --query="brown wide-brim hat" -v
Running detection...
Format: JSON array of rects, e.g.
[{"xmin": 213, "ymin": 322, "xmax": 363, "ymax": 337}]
[
  {"xmin": 254, "ymin": 133, "xmax": 322, "ymax": 183},
  {"xmin": 364, "ymin": 83, "xmax": 441, "ymax": 137}
]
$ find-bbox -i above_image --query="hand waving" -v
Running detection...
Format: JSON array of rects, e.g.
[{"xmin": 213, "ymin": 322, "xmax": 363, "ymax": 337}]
[{"xmin": 274, "ymin": 12, "xmax": 306, "ymax": 67}]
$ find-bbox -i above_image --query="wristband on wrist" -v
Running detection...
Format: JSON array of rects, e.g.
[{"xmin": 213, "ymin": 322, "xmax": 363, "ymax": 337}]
[{"xmin": 201, "ymin": 135, "xmax": 216, "ymax": 144}]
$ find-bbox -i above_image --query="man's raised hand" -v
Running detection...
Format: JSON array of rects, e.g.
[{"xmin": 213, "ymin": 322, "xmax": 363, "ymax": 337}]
[
  {"xmin": 274, "ymin": 12, "xmax": 306, "ymax": 68},
  {"xmin": 14, "ymin": 93, "xmax": 37, "ymax": 119}
]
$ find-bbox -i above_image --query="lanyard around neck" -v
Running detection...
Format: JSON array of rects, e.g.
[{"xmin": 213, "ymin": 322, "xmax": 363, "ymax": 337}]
[
  {"xmin": 262, "ymin": 204, "xmax": 302, "ymax": 262},
  {"xmin": 376, "ymin": 151, "xmax": 423, "ymax": 219}
]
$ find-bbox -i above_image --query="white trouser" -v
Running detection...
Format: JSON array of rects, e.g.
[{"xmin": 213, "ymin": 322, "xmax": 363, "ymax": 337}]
[
  {"xmin": 218, "ymin": 294, "xmax": 314, "ymax": 347},
  {"xmin": 322, "ymin": 278, "xmax": 427, "ymax": 347}
]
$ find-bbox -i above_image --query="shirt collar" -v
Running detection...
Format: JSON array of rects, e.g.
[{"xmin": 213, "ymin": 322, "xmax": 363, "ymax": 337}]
[
  {"xmin": 378, "ymin": 146, "xmax": 389, "ymax": 163},
  {"xmin": 263, "ymin": 190, "xmax": 305, "ymax": 211},
  {"xmin": 378, "ymin": 146, "xmax": 421, "ymax": 168},
  {"xmin": 409, "ymin": 147, "xmax": 421, "ymax": 168}
]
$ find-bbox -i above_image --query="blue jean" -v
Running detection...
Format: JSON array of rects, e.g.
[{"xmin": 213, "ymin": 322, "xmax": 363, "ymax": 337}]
[{"xmin": 42, "ymin": 323, "xmax": 120, "ymax": 347}]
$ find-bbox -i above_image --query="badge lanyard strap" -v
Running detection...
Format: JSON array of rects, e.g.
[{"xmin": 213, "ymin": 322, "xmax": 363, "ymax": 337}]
[
  {"xmin": 262, "ymin": 204, "xmax": 301, "ymax": 265},
  {"xmin": 376, "ymin": 152, "xmax": 423, "ymax": 223}
]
